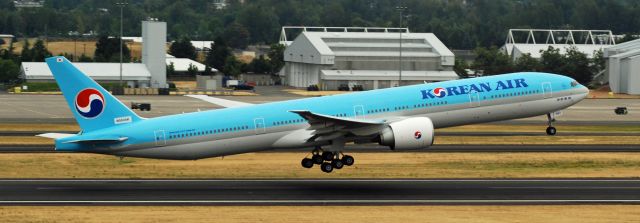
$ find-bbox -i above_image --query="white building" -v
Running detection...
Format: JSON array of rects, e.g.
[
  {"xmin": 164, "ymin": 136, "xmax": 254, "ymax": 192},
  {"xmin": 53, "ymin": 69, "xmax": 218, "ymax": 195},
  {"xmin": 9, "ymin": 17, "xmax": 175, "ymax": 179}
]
[
  {"xmin": 603, "ymin": 38, "xmax": 640, "ymax": 95},
  {"xmin": 502, "ymin": 29, "xmax": 616, "ymax": 60},
  {"xmin": 281, "ymin": 27, "xmax": 458, "ymax": 90},
  {"xmin": 20, "ymin": 62, "xmax": 151, "ymax": 87}
]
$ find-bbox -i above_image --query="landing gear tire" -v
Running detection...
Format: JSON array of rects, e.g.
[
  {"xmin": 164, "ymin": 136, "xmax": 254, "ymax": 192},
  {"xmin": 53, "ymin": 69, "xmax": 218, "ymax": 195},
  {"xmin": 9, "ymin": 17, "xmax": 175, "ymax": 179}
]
[
  {"xmin": 312, "ymin": 154, "xmax": 324, "ymax": 164},
  {"xmin": 322, "ymin": 151, "xmax": 334, "ymax": 161},
  {"xmin": 546, "ymin": 113, "xmax": 557, "ymax": 136},
  {"xmin": 331, "ymin": 159, "xmax": 344, "ymax": 169},
  {"xmin": 342, "ymin": 155, "xmax": 355, "ymax": 166},
  {"xmin": 321, "ymin": 163, "xmax": 334, "ymax": 173},
  {"xmin": 301, "ymin": 158, "xmax": 314, "ymax": 168},
  {"xmin": 546, "ymin": 126, "xmax": 557, "ymax": 136}
]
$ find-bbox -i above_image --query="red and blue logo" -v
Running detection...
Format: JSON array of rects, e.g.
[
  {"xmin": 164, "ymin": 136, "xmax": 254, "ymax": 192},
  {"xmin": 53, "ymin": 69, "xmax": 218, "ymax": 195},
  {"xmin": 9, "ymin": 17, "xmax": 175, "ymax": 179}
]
[
  {"xmin": 414, "ymin": 131, "xmax": 422, "ymax": 140},
  {"xmin": 75, "ymin": 88, "xmax": 105, "ymax": 119},
  {"xmin": 432, "ymin": 87, "xmax": 446, "ymax": 98}
]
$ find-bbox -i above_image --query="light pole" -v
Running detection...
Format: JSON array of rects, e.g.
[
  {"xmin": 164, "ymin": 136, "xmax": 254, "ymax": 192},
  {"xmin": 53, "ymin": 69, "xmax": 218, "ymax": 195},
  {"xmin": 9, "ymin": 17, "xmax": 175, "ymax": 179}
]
[
  {"xmin": 396, "ymin": 6, "xmax": 407, "ymax": 87},
  {"xmin": 116, "ymin": 1, "xmax": 128, "ymax": 87}
]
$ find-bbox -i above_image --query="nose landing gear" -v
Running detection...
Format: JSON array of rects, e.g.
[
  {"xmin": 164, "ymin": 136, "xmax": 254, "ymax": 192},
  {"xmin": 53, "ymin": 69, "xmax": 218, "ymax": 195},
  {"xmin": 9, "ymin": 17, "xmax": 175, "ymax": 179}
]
[
  {"xmin": 301, "ymin": 148, "xmax": 355, "ymax": 173},
  {"xmin": 546, "ymin": 113, "xmax": 557, "ymax": 136}
]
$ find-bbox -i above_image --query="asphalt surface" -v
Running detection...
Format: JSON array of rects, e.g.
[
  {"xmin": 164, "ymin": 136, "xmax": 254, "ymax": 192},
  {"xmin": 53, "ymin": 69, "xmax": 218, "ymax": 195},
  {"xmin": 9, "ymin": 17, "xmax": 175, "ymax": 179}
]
[
  {"xmin": 0, "ymin": 179, "xmax": 638, "ymax": 205},
  {"xmin": 2, "ymin": 144, "xmax": 640, "ymax": 153}
]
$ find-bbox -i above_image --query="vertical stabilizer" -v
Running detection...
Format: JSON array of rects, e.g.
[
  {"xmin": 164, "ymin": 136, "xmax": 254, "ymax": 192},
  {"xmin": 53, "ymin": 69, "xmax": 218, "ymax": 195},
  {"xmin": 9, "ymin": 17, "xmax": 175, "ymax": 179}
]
[{"xmin": 45, "ymin": 56, "xmax": 142, "ymax": 132}]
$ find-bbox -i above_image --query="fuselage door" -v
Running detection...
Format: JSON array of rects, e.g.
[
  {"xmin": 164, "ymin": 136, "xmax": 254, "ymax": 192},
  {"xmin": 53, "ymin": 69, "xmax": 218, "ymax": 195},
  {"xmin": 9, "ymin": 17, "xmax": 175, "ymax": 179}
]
[
  {"xmin": 469, "ymin": 91, "xmax": 480, "ymax": 107},
  {"xmin": 353, "ymin": 105, "xmax": 365, "ymax": 119},
  {"xmin": 153, "ymin": 130, "xmax": 166, "ymax": 146},
  {"xmin": 542, "ymin": 82, "xmax": 552, "ymax": 98},
  {"xmin": 254, "ymin": 118, "xmax": 266, "ymax": 134}
]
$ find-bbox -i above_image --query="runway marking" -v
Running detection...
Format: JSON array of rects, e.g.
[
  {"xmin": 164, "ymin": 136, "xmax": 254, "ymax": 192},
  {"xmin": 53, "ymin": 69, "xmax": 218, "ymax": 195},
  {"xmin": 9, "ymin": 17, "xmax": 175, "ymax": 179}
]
[{"xmin": 2, "ymin": 102, "xmax": 60, "ymax": 118}]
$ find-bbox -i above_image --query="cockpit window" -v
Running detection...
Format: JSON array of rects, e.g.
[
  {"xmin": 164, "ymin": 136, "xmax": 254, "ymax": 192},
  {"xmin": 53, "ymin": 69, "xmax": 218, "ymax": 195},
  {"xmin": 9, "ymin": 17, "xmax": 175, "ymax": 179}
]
[{"xmin": 570, "ymin": 81, "xmax": 578, "ymax": 87}]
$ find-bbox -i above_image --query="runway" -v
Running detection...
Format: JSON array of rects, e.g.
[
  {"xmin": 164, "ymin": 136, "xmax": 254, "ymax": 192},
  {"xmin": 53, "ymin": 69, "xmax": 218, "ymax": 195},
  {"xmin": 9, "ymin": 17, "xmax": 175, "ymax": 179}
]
[
  {"xmin": 0, "ymin": 179, "xmax": 639, "ymax": 205},
  {"xmin": 2, "ymin": 144, "xmax": 640, "ymax": 153}
]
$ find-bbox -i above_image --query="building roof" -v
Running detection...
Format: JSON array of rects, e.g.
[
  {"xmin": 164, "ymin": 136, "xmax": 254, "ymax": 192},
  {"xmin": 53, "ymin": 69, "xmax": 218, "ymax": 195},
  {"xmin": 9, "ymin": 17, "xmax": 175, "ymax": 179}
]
[
  {"xmin": 21, "ymin": 62, "xmax": 151, "ymax": 81},
  {"xmin": 605, "ymin": 38, "xmax": 640, "ymax": 58},
  {"xmin": 190, "ymin": 41, "xmax": 214, "ymax": 51},
  {"xmin": 296, "ymin": 32, "xmax": 454, "ymax": 58},
  {"xmin": 320, "ymin": 70, "xmax": 458, "ymax": 81},
  {"xmin": 165, "ymin": 57, "xmax": 217, "ymax": 72},
  {"xmin": 503, "ymin": 43, "xmax": 608, "ymax": 59}
]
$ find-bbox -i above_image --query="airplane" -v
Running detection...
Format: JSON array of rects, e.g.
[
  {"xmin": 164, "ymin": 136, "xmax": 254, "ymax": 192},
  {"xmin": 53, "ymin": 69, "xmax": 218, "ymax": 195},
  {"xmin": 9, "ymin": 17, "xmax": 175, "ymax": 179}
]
[{"xmin": 39, "ymin": 56, "xmax": 589, "ymax": 173}]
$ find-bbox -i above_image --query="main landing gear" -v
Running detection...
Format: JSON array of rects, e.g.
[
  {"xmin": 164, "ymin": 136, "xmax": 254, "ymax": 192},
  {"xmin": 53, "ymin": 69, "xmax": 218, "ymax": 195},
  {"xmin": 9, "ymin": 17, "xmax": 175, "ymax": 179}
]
[
  {"xmin": 546, "ymin": 113, "xmax": 557, "ymax": 136},
  {"xmin": 301, "ymin": 148, "xmax": 354, "ymax": 173}
]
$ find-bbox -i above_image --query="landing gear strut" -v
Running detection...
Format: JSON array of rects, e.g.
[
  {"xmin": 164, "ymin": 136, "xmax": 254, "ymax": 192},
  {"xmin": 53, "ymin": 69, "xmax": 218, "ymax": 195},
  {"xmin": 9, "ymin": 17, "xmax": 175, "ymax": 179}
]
[
  {"xmin": 546, "ymin": 113, "xmax": 557, "ymax": 136},
  {"xmin": 300, "ymin": 148, "xmax": 355, "ymax": 173}
]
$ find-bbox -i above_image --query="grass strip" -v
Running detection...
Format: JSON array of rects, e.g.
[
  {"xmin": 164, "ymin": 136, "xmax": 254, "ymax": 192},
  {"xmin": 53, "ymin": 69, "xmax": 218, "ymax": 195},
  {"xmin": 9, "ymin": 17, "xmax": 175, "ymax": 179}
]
[
  {"xmin": 0, "ymin": 152, "xmax": 637, "ymax": 178},
  {"xmin": 0, "ymin": 206, "xmax": 638, "ymax": 223}
]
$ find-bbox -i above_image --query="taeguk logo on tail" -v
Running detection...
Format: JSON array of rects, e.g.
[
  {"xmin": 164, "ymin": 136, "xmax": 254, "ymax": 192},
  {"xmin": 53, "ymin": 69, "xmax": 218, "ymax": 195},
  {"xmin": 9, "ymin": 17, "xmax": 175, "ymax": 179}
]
[
  {"xmin": 75, "ymin": 88, "xmax": 105, "ymax": 119},
  {"xmin": 414, "ymin": 131, "xmax": 422, "ymax": 140}
]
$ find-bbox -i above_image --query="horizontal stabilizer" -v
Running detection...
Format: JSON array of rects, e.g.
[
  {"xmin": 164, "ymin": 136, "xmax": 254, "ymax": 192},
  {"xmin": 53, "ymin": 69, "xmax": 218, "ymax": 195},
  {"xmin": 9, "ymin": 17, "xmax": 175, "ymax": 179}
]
[
  {"xmin": 37, "ymin": 133, "xmax": 75, "ymax": 139},
  {"xmin": 185, "ymin": 95, "xmax": 253, "ymax": 108},
  {"xmin": 63, "ymin": 137, "xmax": 128, "ymax": 144}
]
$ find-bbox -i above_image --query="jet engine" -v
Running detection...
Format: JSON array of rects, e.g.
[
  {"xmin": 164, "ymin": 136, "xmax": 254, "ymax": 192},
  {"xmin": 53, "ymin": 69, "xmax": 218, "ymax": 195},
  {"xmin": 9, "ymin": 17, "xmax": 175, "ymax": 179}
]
[{"xmin": 379, "ymin": 117, "xmax": 435, "ymax": 150}]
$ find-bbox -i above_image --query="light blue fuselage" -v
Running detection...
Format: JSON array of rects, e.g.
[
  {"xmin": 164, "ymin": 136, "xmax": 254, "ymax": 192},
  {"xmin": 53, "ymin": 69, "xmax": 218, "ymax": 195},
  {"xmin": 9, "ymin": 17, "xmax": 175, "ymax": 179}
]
[{"xmin": 57, "ymin": 72, "xmax": 589, "ymax": 159}]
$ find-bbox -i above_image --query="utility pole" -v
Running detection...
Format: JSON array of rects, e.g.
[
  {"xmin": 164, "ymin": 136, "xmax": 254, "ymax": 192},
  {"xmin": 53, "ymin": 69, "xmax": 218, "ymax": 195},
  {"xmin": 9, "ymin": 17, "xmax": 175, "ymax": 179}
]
[
  {"xmin": 396, "ymin": 6, "xmax": 407, "ymax": 87},
  {"xmin": 116, "ymin": 1, "xmax": 128, "ymax": 87}
]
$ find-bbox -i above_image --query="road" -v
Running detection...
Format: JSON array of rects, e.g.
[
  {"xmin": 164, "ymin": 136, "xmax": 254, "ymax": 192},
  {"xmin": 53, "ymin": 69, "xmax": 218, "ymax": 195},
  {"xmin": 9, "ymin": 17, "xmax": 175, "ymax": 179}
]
[{"xmin": 0, "ymin": 179, "xmax": 638, "ymax": 205}]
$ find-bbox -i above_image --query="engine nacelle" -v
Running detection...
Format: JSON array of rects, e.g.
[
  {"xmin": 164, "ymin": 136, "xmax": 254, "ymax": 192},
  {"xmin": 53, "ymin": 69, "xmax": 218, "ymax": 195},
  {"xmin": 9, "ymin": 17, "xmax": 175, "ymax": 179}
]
[{"xmin": 379, "ymin": 117, "xmax": 435, "ymax": 150}]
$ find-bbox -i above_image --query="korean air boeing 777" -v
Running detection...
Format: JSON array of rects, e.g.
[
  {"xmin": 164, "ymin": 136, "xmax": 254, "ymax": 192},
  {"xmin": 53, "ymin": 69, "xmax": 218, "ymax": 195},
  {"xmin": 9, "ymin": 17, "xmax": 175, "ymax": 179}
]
[{"xmin": 39, "ymin": 56, "xmax": 589, "ymax": 173}]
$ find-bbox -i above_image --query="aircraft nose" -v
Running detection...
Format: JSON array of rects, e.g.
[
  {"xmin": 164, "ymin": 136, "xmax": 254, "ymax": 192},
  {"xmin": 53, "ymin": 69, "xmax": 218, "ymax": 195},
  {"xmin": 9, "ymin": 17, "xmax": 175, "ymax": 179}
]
[
  {"xmin": 580, "ymin": 85, "xmax": 589, "ymax": 94},
  {"xmin": 576, "ymin": 85, "xmax": 589, "ymax": 99}
]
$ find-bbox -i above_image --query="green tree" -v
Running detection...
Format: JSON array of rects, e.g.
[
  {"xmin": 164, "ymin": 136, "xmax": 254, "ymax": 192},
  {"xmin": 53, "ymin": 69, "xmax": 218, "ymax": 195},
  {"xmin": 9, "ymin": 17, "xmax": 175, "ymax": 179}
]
[
  {"xmin": 562, "ymin": 47, "xmax": 594, "ymax": 84},
  {"xmin": 166, "ymin": 62, "xmax": 176, "ymax": 76},
  {"xmin": 539, "ymin": 46, "xmax": 564, "ymax": 74},
  {"xmin": 203, "ymin": 64, "xmax": 213, "ymax": 76},
  {"xmin": 514, "ymin": 53, "xmax": 540, "ymax": 72},
  {"xmin": 224, "ymin": 56, "xmax": 242, "ymax": 77},
  {"xmin": 30, "ymin": 39, "xmax": 52, "ymax": 62},
  {"xmin": 206, "ymin": 37, "xmax": 231, "ymax": 73},
  {"xmin": 20, "ymin": 39, "xmax": 32, "ymax": 62},
  {"xmin": 169, "ymin": 37, "xmax": 196, "ymax": 59},
  {"xmin": 186, "ymin": 63, "xmax": 199, "ymax": 76},
  {"xmin": 592, "ymin": 49, "xmax": 606, "ymax": 73},
  {"xmin": 94, "ymin": 35, "xmax": 130, "ymax": 62},
  {"xmin": 453, "ymin": 58, "xmax": 469, "ymax": 77},
  {"xmin": 472, "ymin": 46, "xmax": 513, "ymax": 75},
  {"xmin": 247, "ymin": 55, "xmax": 271, "ymax": 74},
  {"xmin": 78, "ymin": 54, "xmax": 93, "ymax": 62},
  {"xmin": 267, "ymin": 43, "xmax": 285, "ymax": 74},
  {"xmin": 223, "ymin": 23, "xmax": 250, "ymax": 49},
  {"xmin": 0, "ymin": 59, "xmax": 19, "ymax": 83}
]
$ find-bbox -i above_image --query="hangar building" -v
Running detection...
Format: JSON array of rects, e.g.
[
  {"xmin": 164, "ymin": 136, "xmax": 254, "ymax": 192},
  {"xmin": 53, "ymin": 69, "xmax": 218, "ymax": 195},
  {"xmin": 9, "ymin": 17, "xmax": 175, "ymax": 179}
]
[
  {"xmin": 501, "ymin": 29, "xmax": 616, "ymax": 60},
  {"xmin": 603, "ymin": 38, "xmax": 640, "ymax": 95},
  {"xmin": 280, "ymin": 27, "xmax": 458, "ymax": 90}
]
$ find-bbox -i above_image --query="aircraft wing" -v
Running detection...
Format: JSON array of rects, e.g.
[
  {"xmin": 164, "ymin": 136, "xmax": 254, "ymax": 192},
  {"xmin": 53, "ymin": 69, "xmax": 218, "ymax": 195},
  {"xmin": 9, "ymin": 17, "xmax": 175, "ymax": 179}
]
[
  {"xmin": 289, "ymin": 110, "xmax": 386, "ymax": 142},
  {"xmin": 185, "ymin": 95, "xmax": 253, "ymax": 108}
]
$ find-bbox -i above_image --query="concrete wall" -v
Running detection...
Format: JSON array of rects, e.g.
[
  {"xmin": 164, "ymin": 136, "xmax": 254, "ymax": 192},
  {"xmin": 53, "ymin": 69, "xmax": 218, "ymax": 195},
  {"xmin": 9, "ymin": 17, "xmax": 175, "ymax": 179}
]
[
  {"xmin": 627, "ymin": 55, "xmax": 640, "ymax": 94},
  {"xmin": 142, "ymin": 21, "xmax": 167, "ymax": 88}
]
